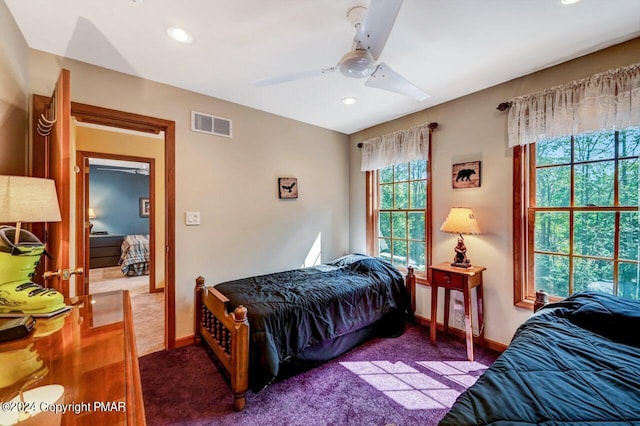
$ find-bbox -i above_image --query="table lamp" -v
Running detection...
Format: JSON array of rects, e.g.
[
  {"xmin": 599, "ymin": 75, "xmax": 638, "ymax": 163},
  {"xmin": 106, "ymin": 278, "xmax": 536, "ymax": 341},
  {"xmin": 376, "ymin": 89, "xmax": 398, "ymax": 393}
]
[
  {"xmin": 440, "ymin": 207, "xmax": 481, "ymax": 268},
  {"xmin": 0, "ymin": 176, "xmax": 62, "ymax": 244}
]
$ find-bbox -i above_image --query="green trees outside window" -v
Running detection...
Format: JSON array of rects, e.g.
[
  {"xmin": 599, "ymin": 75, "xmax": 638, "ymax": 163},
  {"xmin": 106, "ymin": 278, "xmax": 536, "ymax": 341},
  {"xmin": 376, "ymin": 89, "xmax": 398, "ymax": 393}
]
[
  {"xmin": 532, "ymin": 128, "xmax": 639, "ymax": 300},
  {"xmin": 377, "ymin": 160, "xmax": 427, "ymax": 270}
]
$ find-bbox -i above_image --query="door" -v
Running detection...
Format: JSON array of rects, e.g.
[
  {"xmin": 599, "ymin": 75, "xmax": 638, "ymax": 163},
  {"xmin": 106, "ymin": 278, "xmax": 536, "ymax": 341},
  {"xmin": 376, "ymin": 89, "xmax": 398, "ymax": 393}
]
[
  {"xmin": 32, "ymin": 69, "xmax": 81, "ymax": 296},
  {"xmin": 32, "ymin": 71, "xmax": 177, "ymax": 349}
]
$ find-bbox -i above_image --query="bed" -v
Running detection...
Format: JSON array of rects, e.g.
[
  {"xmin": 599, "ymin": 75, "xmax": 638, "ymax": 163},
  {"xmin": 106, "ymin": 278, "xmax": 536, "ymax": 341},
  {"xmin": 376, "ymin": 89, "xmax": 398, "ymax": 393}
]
[
  {"xmin": 118, "ymin": 234, "xmax": 150, "ymax": 276},
  {"xmin": 194, "ymin": 254, "xmax": 415, "ymax": 411},
  {"xmin": 440, "ymin": 291, "xmax": 640, "ymax": 425}
]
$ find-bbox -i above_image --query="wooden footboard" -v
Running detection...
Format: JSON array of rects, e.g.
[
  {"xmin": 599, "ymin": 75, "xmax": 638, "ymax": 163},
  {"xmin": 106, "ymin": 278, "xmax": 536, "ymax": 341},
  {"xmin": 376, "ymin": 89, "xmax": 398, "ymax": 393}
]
[
  {"xmin": 194, "ymin": 276, "xmax": 249, "ymax": 411},
  {"xmin": 195, "ymin": 266, "xmax": 415, "ymax": 411}
]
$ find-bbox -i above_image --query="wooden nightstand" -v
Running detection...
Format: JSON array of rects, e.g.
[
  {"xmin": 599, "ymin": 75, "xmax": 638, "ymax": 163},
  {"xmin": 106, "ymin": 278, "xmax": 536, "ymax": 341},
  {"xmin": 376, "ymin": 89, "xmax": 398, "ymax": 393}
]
[{"xmin": 428, "ymin": 262, "xmax": 486, "ymax": 361}]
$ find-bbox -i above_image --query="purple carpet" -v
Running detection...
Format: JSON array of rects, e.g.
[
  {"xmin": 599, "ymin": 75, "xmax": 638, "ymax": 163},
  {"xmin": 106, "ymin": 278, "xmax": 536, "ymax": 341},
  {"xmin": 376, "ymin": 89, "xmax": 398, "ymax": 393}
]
[{"xmin": 140, "ymin": 324, "xmax": 500, "ymax": 425}]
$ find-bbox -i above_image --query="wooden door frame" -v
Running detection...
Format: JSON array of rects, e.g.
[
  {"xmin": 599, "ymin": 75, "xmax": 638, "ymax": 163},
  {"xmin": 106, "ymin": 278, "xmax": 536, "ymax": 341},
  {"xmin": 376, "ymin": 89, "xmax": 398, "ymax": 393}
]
[
  {"xmin": 32, "ymin": 97, "xmax": 176, "ymax": 349},
  {"xmin": 30, "ymin": 72, "xmax": 71, "ymax": 294},
  {"xmin": 76, "ymin": 151, "xmax": 157, "ymax": 295}
]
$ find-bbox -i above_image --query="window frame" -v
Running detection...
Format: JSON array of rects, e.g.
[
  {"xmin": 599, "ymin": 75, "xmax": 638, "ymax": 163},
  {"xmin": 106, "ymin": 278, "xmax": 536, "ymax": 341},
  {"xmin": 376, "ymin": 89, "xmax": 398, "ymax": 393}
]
[
  {"xmin": 513, "ymin": 130, "xmax": 639, "ymax": 308},
  {"xmin": 365, "ymin": 133, "xmax": 432, "ymax": 284}
]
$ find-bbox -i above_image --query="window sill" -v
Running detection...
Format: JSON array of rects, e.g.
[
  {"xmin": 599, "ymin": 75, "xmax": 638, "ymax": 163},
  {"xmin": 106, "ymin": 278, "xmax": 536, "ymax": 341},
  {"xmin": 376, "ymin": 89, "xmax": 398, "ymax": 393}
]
[
  {"xmin": 398, "ymin": 267, "xmax": 428, "ymax": 284},
  {"xmin": 515, "ymin": 299, "xmax": 534, "ymax": 311},
  {"xmin": 516, "ymin": 294, "xmax": 564, "ymax": 311},
  {"xmin": 416, "ymin": 275, "xmax": 429, "ymax": 286}
]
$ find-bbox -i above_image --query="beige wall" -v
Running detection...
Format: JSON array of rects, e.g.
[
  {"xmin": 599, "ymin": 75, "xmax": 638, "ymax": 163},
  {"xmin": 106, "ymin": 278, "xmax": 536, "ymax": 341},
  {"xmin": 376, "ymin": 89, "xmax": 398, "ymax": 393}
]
[
  {"xmin": 28, "ymin": 50, "xmax": 350, "ymax": 340},
  {"xmin": 76, "ymin": 125, "xmax": 166, "ymax": 290},
  {"xmin": 0, "ymin": 0, "xmax": 29, "ymax": 176},
  {"xmin": 349, "ymin": 37, "xmax": 640, "ymax": 345},
  {"xmin": 3, "ymin": 4, "xmax": 637, "ymax": 346}
]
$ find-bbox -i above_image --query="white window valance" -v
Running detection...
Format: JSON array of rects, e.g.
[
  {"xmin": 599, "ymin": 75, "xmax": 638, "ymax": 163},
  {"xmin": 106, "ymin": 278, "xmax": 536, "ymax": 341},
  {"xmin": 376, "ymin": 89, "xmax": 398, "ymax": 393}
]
[
  {"xmin": 360, "ymin": 123, "xmax": 430, "ymax": 171},
  {"xmin": 508, "ymin": 62, "xmax": 640, "ymax": 147}
]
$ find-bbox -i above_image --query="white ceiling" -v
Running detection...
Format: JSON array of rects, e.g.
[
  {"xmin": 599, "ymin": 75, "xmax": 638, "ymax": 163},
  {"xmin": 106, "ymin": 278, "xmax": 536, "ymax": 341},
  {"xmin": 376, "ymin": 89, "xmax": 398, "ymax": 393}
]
[{"xmin": 5, "ymin": 0, "xmax": 640, "ymax": 135}]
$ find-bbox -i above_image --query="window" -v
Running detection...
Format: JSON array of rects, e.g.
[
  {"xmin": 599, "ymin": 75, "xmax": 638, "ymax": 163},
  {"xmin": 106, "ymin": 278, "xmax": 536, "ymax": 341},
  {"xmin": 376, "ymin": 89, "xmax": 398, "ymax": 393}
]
[
  {"xmin": 514, "ymin": 128, "xmax": 640, "ymax": 306},
  {"xmin": 367, "ymin": 159, "xmax": 430, "ymax": 273}
]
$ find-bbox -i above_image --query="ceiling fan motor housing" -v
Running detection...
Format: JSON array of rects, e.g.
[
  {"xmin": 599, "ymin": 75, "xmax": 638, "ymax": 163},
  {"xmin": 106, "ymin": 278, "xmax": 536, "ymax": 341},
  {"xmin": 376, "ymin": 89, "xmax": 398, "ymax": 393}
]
[{"xmin": 339, "ymin": 49, "xmax": 376, "ymax": 78}]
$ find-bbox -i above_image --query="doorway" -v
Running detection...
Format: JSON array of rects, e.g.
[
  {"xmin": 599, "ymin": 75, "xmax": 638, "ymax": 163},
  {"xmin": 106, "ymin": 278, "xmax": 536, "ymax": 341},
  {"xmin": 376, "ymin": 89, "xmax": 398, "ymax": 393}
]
[
  {"xmin": 31, "ymin": 93, "xmax": 176, "ymax": 350},
  {"xmin": 81, "ymin": 154, "xmax": 163, "ymax": 355}
]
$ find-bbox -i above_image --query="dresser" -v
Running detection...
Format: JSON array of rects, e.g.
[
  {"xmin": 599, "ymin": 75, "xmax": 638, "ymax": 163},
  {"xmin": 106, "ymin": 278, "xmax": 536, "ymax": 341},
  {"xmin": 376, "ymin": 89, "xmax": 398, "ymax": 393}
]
[
  {"xmin": 0, "ymin": 291, "xmax": 145, "ymax": 425},
  {"xmin": 89, "ymin": 235, "xmax": 124, "ymax": 268}
]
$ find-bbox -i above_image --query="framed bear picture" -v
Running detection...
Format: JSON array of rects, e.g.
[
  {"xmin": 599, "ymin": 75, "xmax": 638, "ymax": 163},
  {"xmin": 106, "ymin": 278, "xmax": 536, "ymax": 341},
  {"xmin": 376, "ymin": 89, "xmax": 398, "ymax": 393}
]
[{"xmin": 452, "ymin": 161, "xmax": 481, "ymax": 189}]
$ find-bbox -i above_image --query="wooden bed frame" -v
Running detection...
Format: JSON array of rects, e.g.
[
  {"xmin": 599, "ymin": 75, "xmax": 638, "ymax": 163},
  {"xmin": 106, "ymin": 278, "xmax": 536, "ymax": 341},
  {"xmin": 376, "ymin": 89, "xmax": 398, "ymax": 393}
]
[{"xmin": 194, "ymin": 266, "xmax": 416, "ymax": 411}]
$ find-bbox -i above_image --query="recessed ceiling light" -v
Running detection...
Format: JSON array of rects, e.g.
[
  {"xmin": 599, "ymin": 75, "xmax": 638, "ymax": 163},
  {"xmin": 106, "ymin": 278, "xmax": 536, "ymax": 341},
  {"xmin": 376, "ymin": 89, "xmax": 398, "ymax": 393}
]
[
  {"xmin": 560, "ymin": 0, "xmax": 581, "ymax": 4},
  {"xmin": 342, "ymin": 97, "xmax": 357, "ymax": 105},
  {"xmin": 167, "ymin": 27, "xmax": 192, "ymax": 43}
]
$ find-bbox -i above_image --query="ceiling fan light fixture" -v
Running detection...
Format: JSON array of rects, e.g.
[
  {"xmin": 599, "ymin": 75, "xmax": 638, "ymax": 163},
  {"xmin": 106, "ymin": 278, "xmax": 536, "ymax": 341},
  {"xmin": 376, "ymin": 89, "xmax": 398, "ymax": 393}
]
[{"xmin": 339, "ymin": 49, "xmax": 376, "ymax": 78}]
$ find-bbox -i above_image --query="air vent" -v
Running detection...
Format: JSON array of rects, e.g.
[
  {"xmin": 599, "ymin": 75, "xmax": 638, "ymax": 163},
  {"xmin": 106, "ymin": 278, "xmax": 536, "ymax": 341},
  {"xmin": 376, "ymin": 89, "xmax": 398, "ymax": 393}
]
[{"xmin": 191, "ymin": 111, "xmax": 232, "ymax": 138}]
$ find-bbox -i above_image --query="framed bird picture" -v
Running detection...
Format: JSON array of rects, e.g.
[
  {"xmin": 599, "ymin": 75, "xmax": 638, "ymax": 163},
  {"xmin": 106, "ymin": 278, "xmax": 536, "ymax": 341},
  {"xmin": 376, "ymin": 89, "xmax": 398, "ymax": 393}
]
[{"xmin": 278, "ymin": 177, "xmax": 298, "ymax": 199}]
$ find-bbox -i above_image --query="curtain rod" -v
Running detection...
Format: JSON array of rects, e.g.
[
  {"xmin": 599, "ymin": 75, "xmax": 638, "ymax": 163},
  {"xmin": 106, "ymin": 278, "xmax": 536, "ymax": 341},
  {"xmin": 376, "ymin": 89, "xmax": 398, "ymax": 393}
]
[
  {"xmin": 496, "ymin": 102, "xmax": 512, "ymax": 111},
  {"xmin": 357, "ymin": 122, "xmax": 438, "ymax": 148}
]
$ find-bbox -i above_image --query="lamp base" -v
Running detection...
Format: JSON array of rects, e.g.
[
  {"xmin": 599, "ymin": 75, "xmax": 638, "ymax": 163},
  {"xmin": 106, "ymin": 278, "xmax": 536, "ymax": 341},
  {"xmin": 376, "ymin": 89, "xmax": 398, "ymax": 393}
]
[{"xmin": 451, "ymin": 235, "xmax": 471, "ymax": 268}]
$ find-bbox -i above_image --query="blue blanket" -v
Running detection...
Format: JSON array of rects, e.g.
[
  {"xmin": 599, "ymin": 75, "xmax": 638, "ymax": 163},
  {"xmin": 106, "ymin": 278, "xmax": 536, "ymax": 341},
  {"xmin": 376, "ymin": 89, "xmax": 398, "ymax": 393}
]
[{"xmin": 440, "ymin": 291, "xmax": 640, "ymax": 425}]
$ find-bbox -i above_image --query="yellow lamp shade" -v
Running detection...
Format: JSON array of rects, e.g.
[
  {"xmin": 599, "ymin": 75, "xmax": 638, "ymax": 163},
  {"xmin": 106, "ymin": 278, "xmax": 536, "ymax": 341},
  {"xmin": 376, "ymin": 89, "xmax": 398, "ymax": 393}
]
[{"xmin": 440, "ymin": 207, "xmax": 481, "ymax": 235}]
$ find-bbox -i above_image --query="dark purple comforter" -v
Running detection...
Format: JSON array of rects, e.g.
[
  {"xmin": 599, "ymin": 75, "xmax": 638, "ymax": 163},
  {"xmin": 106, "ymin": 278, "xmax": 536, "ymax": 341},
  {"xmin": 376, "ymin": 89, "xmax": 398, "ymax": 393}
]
[{"xmin": 215, "ymin": 254, "xmax": 410, "ymax": 391}]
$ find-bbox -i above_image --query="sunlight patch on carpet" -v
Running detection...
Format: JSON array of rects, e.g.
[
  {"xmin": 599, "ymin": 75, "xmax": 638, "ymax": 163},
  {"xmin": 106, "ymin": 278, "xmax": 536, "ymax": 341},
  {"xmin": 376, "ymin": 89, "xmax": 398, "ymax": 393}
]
[
  {"xmin": 395, "ymin": 373, "xmax": 448, "ymax": 390},
  {"xmin": 446, "ymin": 374, "xmax": 479, "ymax": 387},
  {"xmin": 361, "ymin": 374, "xmax": 413, "ymax": 391},
  {"xmin": 371, "ymin": 361, "xmax": 418, "ymax": 374},
  {"xmin": 340, "ymin": 360, "xmax": 490, "ymax": 410},
  {"xmin": 384, "ymin": 390, "xmax": 445, "ymax": 410},
  {"xmin": 341, "ymin": 361, "xmax": 389, "ymax": 375},
  {"xmin": 423, "ymin": 389, "xmax": 461, "ymax": 407}
]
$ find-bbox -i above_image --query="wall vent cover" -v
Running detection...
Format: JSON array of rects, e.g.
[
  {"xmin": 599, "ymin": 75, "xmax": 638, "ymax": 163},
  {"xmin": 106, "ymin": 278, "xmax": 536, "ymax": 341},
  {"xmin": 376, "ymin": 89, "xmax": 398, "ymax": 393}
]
[{"xmin": 191, "ymin": 111, "xmax": 232, "ymax": 138}]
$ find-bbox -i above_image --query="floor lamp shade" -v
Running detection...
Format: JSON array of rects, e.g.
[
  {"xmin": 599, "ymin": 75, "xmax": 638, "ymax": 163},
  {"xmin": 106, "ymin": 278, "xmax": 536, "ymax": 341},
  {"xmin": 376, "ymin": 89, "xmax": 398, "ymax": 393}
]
[{"xmin": 0, "ymin": 176, "xmax": 62, "ymax": 223}]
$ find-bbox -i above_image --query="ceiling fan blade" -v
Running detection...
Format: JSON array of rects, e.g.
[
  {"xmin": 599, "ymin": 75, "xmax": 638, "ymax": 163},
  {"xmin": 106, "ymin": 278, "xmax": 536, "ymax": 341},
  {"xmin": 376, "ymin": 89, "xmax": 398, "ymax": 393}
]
[
  {"xmin": 254, "ymin": 67, "xmax": 336, "ymax": 87},
  {"xmin": 354, "ymin": 0, "xmax": 403, "ymax": 60},
  {"xmin": 365, "ymin": 63, "xmax": 429, "ymax": 101}
]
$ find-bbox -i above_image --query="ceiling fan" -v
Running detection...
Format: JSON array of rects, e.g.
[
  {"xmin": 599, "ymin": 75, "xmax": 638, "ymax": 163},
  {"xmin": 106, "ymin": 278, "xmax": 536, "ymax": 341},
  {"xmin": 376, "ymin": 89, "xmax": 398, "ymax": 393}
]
[
  {"xmin": 95, "ymin": 166, "xmax": 149, "ymax": 176},
  {"xmin": 254, "ymin": 0, "xmax": 429, "ymax": 101}
]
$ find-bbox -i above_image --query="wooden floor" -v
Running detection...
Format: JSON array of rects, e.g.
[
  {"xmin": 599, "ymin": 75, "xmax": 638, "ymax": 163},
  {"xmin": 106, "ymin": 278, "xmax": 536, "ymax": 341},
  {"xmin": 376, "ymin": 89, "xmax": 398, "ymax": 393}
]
[{"xmin": 89, "ymin": 266, "xmax": 164, "ymax": 356}]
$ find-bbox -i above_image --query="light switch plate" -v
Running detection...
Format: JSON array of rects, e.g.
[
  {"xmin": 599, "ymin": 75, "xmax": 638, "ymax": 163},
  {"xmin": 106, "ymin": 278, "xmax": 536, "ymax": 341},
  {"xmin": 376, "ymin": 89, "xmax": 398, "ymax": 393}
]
[{"xmin": 185, "ymin": 211, "xmax": 200, "ymax": 226}]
